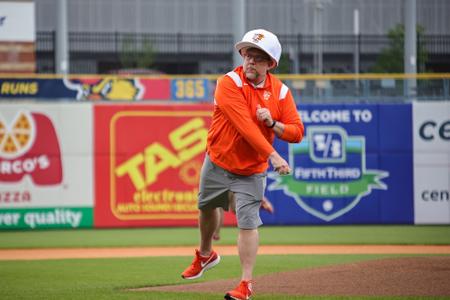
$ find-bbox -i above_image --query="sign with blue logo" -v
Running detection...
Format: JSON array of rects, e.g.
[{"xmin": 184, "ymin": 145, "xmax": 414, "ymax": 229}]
[
  {"xmin": 264, "ymin": 104, "xmax": 413, "ymax": 224},
  {"xmin": 170, "ymin": 79, "xmax": 210, "ymax": 101},
  {"xmin": 269, "ymin": 125, "xmax": 388, "ymax": 221}
]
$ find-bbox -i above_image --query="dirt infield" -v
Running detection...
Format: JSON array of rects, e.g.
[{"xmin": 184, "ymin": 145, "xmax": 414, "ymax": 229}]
[
  {"xmin": 1, "ymin": 245, "xmax": 450, "ymax": 260},
  {"xmin": 2, "ymin": 245, "xmax": 449, "ymax": 297},
  {"xmin": 136, "ymin": 256, "xmax": 450, "ymax": 297}
]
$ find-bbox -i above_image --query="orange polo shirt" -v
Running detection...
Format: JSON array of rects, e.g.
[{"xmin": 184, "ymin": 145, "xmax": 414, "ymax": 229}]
[{"xmin": 207, "ymin": 66, "xmax": 304, "ymax": 175}]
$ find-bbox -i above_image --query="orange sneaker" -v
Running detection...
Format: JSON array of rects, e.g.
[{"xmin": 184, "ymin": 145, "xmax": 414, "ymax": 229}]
[
  {"xmin": 181, "ymin": 249, "xmax": 220, "ymax": 280},
  {"xmin": 224, "ymin": 280, "xmax": 253, "ymax": 300}
]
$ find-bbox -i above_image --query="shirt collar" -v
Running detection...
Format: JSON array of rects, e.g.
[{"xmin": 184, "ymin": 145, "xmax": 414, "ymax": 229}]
[
  {"xmin": 236, "ymin": 66, "xmax": 272, "ymax": 89},
  {"xmin": 250, "ymin": 79, "xmax": 266, "ymax": 89}
]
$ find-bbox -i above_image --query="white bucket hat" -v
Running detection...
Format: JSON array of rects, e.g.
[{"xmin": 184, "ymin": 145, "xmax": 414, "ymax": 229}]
[{"xmin": 235, "ymin": 29, "xmax": 282, "ymax": 66}]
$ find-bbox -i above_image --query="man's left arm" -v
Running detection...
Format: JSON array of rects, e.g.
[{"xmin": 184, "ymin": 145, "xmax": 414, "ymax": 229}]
[{"xmin": 272, "ymin": 90, "xmax": 304, "ymax": 143}]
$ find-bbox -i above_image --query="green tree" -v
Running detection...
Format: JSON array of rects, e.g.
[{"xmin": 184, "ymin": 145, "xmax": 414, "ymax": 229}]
[
  {"xmin": 119, "ymin": 34, "xmax": 155, "ymax": 69},
  {"xmin": 273, "ymin": 53, "xmax": 291, "ymax": 74},
  {"xmin": 371, "ymin": 24, "xmax": 428, "ymax": 73}
]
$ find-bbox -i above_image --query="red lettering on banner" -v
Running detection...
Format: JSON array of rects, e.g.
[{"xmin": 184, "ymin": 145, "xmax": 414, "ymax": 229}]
[
  {"xmin": 0, "ymin": 111, "xmax": 62, "ymax": 185},
  {"xmin": 0, "ymin": 190, "xmax": 32, "ymax": 203}
]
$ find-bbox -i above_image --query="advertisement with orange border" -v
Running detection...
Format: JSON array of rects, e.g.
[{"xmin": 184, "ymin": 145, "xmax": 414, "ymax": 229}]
[{"xmin": 94, "ymin": 104, "xmax": 237, "ymax": 227}]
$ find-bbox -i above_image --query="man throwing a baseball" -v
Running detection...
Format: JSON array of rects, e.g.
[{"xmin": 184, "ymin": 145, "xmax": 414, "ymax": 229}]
[{"xmin": 181, "ymin": 28, "xmax": 304, "ymax": 300}]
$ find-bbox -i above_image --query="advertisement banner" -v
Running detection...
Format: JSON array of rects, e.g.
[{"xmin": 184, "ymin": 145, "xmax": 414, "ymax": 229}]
[
  {"xmin": 94, "ymin": 104, "xmax": 236, "ymax": 227},
  {"xmin": 0, "ymin": 1, "xmax": 35, "ymax": 42},
  {"xmin": 0, "ymin": 1, "xmax": 36, "ymax": 73},
  {"xmin": 0, "ymin": 79, "xmax": 74, "ymax": 98},
  {"xmin": 413, "ymin": 101, "xmax": 450, "ymax": 224},
  {"xmin": 0, "ymin": 207, "xmax": 92, "ymax": 229},
  {"xmin": 5, "ymin": 101, "xmax": 446, "ymax": 228},
  {"xmin": 170, "ymin": 78, "xmax": 210, "ymax": 101},
  {"xmin": 263, "ymin": 104, "xmax": 414, "ymax": 224},
  {"xmin": 0, "ymin": 103, "xmax": 94, "ymax": 229},
  {"xmin": 0, "ymin": 77, "xmax": 212, "ymax": 101},
  {"xmin": 0, "ymin": 77, "xmax": 171, "ymax": 100},
  {"xmin": 63, "ymin": 77, "xmax": 171, "ymax": 101}
]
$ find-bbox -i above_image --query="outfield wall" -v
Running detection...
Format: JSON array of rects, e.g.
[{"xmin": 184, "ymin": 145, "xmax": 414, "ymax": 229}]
[
  {"xmin": 0, "ymin": 101, "xmax": 448, "ymax": 229},
  {"xmin": 0, "ymin": 103, "xmax": 93, "ymax": 229},
  {"xmin": 413, "ymin": 102, "xmax": 450, "ymax": 224}
]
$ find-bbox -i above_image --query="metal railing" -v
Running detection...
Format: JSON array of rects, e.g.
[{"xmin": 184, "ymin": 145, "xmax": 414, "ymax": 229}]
[
  {"xmin": 167, "ymin": 73, "xmax": 450, "ymax": 103},
  {"xmin": 36, "ymin": 31, "xmax": 232, "ymax": 54},
  {"xmin": 276, "ymin": 73, "xmax": 450, "ymax": 103},
  {"xmin": 35, "ymin": 32, "xmax": 450, "ymax": 74},
  {"xmin": 37, "ymin": 32, "xmax": 450, "ymax": 54}
]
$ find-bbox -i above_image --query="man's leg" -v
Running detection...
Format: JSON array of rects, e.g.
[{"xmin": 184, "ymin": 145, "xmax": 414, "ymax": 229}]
[
  {"xmin": 212, "ymin": 208, "xmax": 224, "ymax": 241},
  {"xmin": 182, "ymin": 207, "xmax": 221, "ymax": 280},
  {"xmin": 199, "ymin": 207, "xmax": 219, "ymax": 256},
  {"xmin": 225, "ymin": 173, "xmax": 265, "ymax": 299},
  {"xmin": 231, "ymin": 191, "xmax": 260, "ymax": 281},
  {"xmin": 224, "ymin": 227, "xmax": 258, "ymax": 299},
  {"xmin": 238, "ymin": 228, "xmax": 259, "ymax": 280}
]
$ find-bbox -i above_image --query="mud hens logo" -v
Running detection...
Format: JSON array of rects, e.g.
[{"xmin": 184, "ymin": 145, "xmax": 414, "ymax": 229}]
[
  {"xmin": 252, "ymin": 33, "xmax": 264, "ymax": 43},
  {"xmin": 268, "ymin": 126, "xmax": 389, "ymax": 221},
  {"xmin": 64, "ymin": 77, "xmax": 143, "ymax": 101},
  {"xmin": 0, "ymin": 111, "xmax": 62, "ymax": 185}
]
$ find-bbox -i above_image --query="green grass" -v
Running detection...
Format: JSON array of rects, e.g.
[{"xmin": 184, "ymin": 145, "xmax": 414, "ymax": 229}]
[
  {"xmin": 2, "ymin": 254, "xmax": 446, "ymax": 300},
  {"xmin": 0, "ymin": 225, "xmax": 449, "ymax": 249},
  {"xmin": 1, "ymin": 226, "xmax": 449, "ymax": 299}
]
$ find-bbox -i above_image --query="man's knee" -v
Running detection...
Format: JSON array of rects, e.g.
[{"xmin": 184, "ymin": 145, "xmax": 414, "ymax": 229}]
[
  {"xmin": 235, "ymin": 202, "xmax": 262, "ymax": 229},
  {"xmin": 236, "ymin": 216, "xmax": 261, "ymax": 229},
  {"xmin": 200, "ymin": 207, "xmax": 218, "ymax": 218},
  {"xmin": 228, "ymin": 191, "xmax": 236, "ymax": 214}
]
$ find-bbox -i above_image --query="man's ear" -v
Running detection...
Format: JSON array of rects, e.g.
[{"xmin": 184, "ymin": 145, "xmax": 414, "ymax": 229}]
[{"xmin": 268, "ymin": 60, "xmax": 277, "ymax": 71}]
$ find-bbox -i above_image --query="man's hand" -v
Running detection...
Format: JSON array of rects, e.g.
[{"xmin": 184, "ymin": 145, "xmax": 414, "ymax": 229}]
[
  {"xmin": 256, "ymin": 104, "xmax": 273, "ymax": 127},
  {"xmin": 268, "ymin": 151, "xmax": 291, "ymax": 175}
]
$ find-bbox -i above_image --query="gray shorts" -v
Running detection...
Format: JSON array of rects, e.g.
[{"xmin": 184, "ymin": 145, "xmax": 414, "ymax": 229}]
[{"xmin": 198, "ymin": 155, "xmax": 266, "ymax": 229}]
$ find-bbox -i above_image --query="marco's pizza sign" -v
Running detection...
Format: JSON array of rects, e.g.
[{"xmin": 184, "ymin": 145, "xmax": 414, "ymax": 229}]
[
  {"xmin": 0, "ymin": 111, "xmax": 62, "ymax": 186},
  {"xmin": 94, "ymin": 105, "xmax": 213, "ymax": 227}
]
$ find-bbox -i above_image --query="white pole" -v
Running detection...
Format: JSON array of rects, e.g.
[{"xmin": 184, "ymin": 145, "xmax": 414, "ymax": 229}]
[
  {"xmin": 56, "ymin": 0, "xmax": 69, "ymax": 74},
  {"xmin": 232, "ymin": 0, "xmax": 246, "ymax": 68},
  {"xmin": 404, "ymin": 0, "xmax": 417, "ymax": 100},
  {"xmin": 353, "ymin": 9, "xmax": 360, "ymax": 75},
  {"xmin": 313, "ymin": 2, "xmax": 324, "ymax": 74},
  {"xmin": 317, "ymin": 2, "xmax": 323, "ymax": 74}
]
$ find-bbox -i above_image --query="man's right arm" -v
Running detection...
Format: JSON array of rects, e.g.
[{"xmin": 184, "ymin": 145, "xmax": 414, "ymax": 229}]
[
  {"xmin": 215, "ymin": 76, "xmax": 291, "ymax": 175},
  {"xmin": 268, "ymin": 151, "xmax": 291, "ymax": 175},
  {"xmin": 214, "ymin": 76, "xmax": 275, "ymax": 159}
]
